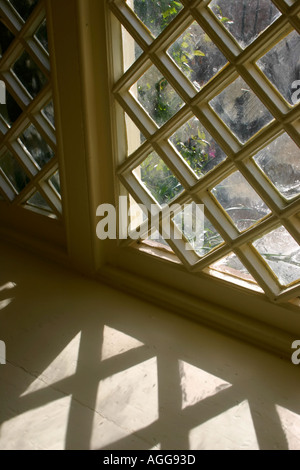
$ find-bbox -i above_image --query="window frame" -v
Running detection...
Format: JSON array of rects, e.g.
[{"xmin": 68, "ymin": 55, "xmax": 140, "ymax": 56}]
[{"xmin": 0, "ymin": 0, "xmax": 299, "ymax": 358}]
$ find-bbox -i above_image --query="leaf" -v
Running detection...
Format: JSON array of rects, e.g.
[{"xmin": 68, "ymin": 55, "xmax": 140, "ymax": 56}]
[
  {"xmin": 221, "ymin": 17, "xmax": 234, "ymax": 24},
  {"xmin": 193, "ymin": 50, "xmax": 205, "ymax": 57}
]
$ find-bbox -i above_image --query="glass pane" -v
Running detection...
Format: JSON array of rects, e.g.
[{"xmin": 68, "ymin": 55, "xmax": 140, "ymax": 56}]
[
  {"xmin": 169, "ymin": 116, "xmax": 227, "ymax": 179},
  {"xmin": 130, "ymin": 65, "xmax": 184, "ymax": 127},
  {"xmin": 212, "ymin": 171, "xmax": 271, "ymax": 232},
  {"xmin": 42, "ymin": 101, "xmax": 55, "ymax": 128},
  {"xmin": 209, "ymin": 0, "xmax": 281, "ymax": 49},
  {"xmin": 129, "ymin": 194, "xmax": 147, "ymax": 233},
  {"xmin": 0, "ymin": 150, "xmax": 29, "ymax": 193},
  {"xmin": 253, "ymin": 133, "xmax": 300, "ymax": 200},
  {"xmin": 257, "ymin": 31, "xmax": 300, "ymax": 106},
  {"xmin": 35, "ymin": 19, "xmax": 48, "ymax": 53},
  {"xmin": 173, "ymin": 205, "xmax": 224, "ymax": 257},
  {"xmin": 209, "ymin": 76, "xmax": 274, "ymax": 143},
  {"xmin": 19, "ymin": 124, "xmax": 54, "ymax": 169},
  {"xmin": 49, "ymin": 171, "xmax": 61, "ymax": 195},
  {"xmin": 0, "ymin": 21, "xmax": 15, "ymax": 58},
  {"xmin": 9, "ymin": 0, "xmax": 39, "ymax": 21},
  {"xmin": 133, "ymin": 151, "xmax": 183, "ymax": 206},
  {"xmin": 0, "ymin": 90, "xmax": 22, "ymax": 127},
  {"xmin": 125, "ymin": 113, "xmax": 145, "ymax": 156},
  {"xmin": 122, "ymin": 26, "xmax": 143, "ymax": 73},
  {"xmin": 126, "ymin": 0, "xmax": 183, "ymax": 38},
  {"xmin": 210, "ymin": 252, "xmax": 257, "ymax": 284},
  {"xmin": 253, "ymin": 226, "xmax": 300, "ymax": 286},
  {"xmin": 12, "ymin": 51, "xmax": 47, "ymax": 99},
  {"xmin": 168, "ymin": 21, "xmax": 227, "ymax": 91},
  {"xmin": 27, "ymin": 191, "xmax": 52, "ymax": 211}
]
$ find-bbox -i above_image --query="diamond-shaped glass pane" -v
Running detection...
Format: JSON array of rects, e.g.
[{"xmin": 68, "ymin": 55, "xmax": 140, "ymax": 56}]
[
  {"xmin": 0, "ymin": 90, "xmax": 22, "ymax": 127},
  {"xmin": 210, "ymin": 252, "xmax": 257, "ymax": 284},
  {"xmin": 12, "ymin": 51, "xmax": 47, "ymax": 99},
  {"xmin": 42, "ymin": 101, "xmax": 55, "ymax": 128},
  {"xmin": 35, "ymin": 19, "xmax": 48, "ymax": 53},
  {"xmin": 126, "ymin": 0, "xmax": 183, "ymax": 38},
  {"xmin": 133, "ymin": 151, "xmax": 183, "ymax": 206},
  {"xmin": 0, "ymin": 21, "xmax": 15, "ymax": 58},
  {"xmin": 122, "ymin": 25, "xmax": 143, "ymax": 72},
  {"xmin": 209, "ymin": 0, "xmax": 281, "ymax": 49},
  {"xmin": 9, "ymin": 0, "xmax": 39, "ymax": 21},
  {"xmin": 19, "ymin": 124, "xmax": 54, "ymax": 169},
  {"xmin": 49, "ymin": 171, "xmax": 61, "ymax": 195},
  {"xmin": 210, "ymin": 76, "xmax": 273, "ymax": 143},
  {"xmin": 212, "ymin": 171, "xmax": 271, "ymax": 232},
  {"xmin": 253, "ymin": 226, "xmax": 300, "ymax": 286},
  {"xmin": 125, "ymin": 113, "xmax": 145, "ymax": 156},
  {"xmin": 168, "ymin": 21, "xmax": 227, "ymax": 91},
  {"xmin": 169, "ymin": 116, "xmax": 227, "ymax": 179},
  {"xmin": 0, "ymin": 150, "xmax": 29, "ymax": 193},
  {"xmin": 174, "ymin": 204, "xmax": 224, "ymax": 257},
  {"xmin": 257, "ymin": 31, "xmax": 300, "ymax": 106},
  {"xmin": 253, "ymin": 133, "xmax": 300, "ymax": 200},
  {"xmin": 27, "ymin": 191, "xmax": 52, "ymax": 211},
  {"xmin": 131, "ymin": 65, "xmax": 184, "ymax": 127}
]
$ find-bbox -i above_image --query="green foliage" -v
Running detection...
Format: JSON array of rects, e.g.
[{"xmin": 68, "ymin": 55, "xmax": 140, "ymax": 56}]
[
  {"xmin": 134, "ymin": 0, "xmax": 183, "ymax": 37},
  {"xmin": 140, "ymin": 152, "xmax": 182, "ymax": 205}
]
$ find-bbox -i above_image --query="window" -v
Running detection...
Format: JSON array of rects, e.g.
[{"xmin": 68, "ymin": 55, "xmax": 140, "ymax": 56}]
[
  {"xmin": 107, "ymin": 0, "xmax": 300, "ymax": 309},
  {"xmin": 0, "ymin": 0, "xmax": 299, "ymax": 356},
  {"xmin": 0, "ymin": 0, "xmax": 61, "ymax": 218}
]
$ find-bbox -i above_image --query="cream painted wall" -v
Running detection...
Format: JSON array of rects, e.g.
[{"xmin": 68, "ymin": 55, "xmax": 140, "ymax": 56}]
[{"xmin": 0, "ymin": 241, "xmax": 299, "ymax": 450}]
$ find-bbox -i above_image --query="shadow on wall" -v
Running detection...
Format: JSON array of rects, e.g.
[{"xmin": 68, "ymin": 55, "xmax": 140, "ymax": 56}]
[{"xmin": 0, "ymin": 256, "xmax": 299, "ymax": 450}]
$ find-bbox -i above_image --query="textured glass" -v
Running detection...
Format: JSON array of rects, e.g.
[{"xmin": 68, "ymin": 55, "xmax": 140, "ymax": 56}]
[
  {"xmin": 253, "ymin": 133, "xmax": 300, "ymax": 200},
  {"xmin": 35, "ymin": 19, "xmax": 48, "ymax": 53},
  {"xmin": 0, "ymin": 21, "xmax": 15, "ymax": 58},
  {"xmin": 210, "ymin": 252, "xmax": 257, "ymax": 284},
  {"xmin": 174, "ymin": 206, "xmax": 224, "ymax": 257},
  {"xmin": 253, "ymin": 226, "xmax": 300, "ymax": 286},
  {"xmin": 19, "ymin": 124, "xmax": 54, "ymax": 169},
  {"xmin": 49, "ymin": 171, "xmax": 61, "ymax": 195},
  {"xmin": 257, "ymin": 31, "xmax": 300, "ymax": 106},
  {"xmin": 0, "ymin": 91, "xmax": 22, "ymax": 127},
  {"xmin": 0, "ymin": 150, "xmax": 29, "ymax": 193},
  {"xmin": 210, "ymin": 76, "xmax": 274, "ymax": 143},
  {"xmin": 209, "ymin": 0, "xmax": 281, "ymax": 49},
  {"xmin": 212, "ymin": 171, "xmax": 271, "ymax": 232},
  {"xmin": 42, "ymin": 101, "xmax": 55, "ymax": 128},
  {"xmin": 12, "ymin": 51, "xmax": 47, "ymax": 99},
  {"xmin": 122, "ymin": 26, "xmax": 143, "ymax": 72},
  {"xmin": 168, "ymin": 21, "xmax": 227, "ymax": 91},
  {"xmin": 9, "ymin": 0, "xmax": 39, "ymax": 21},
  {"xmin": 27, "ymin": 191, "xmax": 52, "ymax": 211},
  {"xmin": 169, "ymin": 116, "xmax": 226, "ymax": 179},
  {"xmin": 131, "ymin": 65, "xmax": 184, "ymax": 127},
  {"xmin": 126, "ymin": 0, "xmax": 183, "ymax": 38},
  {"xmin": 134, "ymin": 151, "xmax": 183, "ymax": 206}
]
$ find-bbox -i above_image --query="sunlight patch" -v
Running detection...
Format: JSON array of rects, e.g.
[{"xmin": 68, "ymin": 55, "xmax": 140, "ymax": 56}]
[
  {"xmin": 276, "ymin": 405, "xmax": 300, "ymax": 450},
  {"xmin": 101, "ymin": 325, "xmax": 144, "ymax": 361},
  {"xmin": 189, "ymin": 400, "xmax": 259, "ymax": 450},
  {"xmin": 21, "ymin": 333, "xmax": 81, "ymax": 396},
  {"xmin": 179, "ymin": 360, "xmax": 231, "ymax": 410}
]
